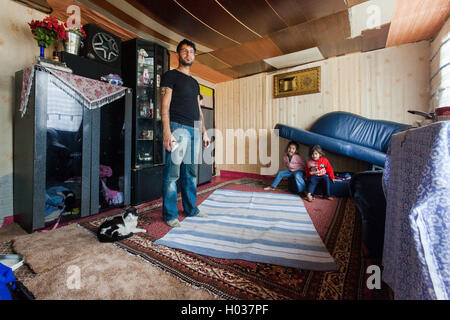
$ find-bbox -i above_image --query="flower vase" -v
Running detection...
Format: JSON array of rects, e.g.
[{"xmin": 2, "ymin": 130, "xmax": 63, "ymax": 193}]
[
  {"xmin": 39, "ymin": 45, "xmax": 45, "ymax": 58},
  {"xmin": 63, "ymin": 31, "xmax": 81, "ymax": 55}
]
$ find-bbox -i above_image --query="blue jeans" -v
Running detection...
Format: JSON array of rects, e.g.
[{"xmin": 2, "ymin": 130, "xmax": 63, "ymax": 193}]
[
  {"xmin": 307, "ymin": 175, "xmax": 331, "ymax": 197},
  {"xmin": 272, "ymin": 170, "xmax": 305, "ymax": 190},
  {"xmin": 162, "ymin": 122, "xmax": 201, "ymax": 221}
]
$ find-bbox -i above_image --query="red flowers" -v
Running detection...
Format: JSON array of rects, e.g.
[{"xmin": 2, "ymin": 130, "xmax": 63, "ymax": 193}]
[
  {"xmin": 29, "ymin": 16, "xmax": 67, "ymax": 48},
  {"xmin": 79, "ymin": 27, "xmax": 87, "ymax": 38}
]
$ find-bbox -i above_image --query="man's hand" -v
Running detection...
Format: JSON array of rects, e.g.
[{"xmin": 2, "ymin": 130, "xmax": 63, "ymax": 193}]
[
  {"xmin": 163, "ymin": 131, "xmax": 177, "ymax": 152},
  {"xmin": 202, "ymin": 132, "xmax": 211, "ymax": 149}
]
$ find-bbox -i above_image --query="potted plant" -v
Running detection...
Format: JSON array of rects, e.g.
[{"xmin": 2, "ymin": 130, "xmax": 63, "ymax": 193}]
[
  {"xmin": 63, "ymin": 23, "xmax": 87, "ymax": 56},
  {"xmin": 28, "ymin": 16, "xmax": 67, "ymax": 58}
]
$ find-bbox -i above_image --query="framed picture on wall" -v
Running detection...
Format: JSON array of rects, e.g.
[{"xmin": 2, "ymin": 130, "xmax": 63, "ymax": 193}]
[{"xmin": 273, "ymin": 66, "xmax": 321, "ymax": 98}]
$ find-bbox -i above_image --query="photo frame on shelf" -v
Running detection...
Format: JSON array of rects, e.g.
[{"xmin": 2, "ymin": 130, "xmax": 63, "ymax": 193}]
[{"xmin": 273, "ymin": 66, "xmax": 321, "ymax": 98}]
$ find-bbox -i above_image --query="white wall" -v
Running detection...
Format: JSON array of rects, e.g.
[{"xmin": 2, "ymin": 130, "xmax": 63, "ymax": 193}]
[{"xmin": 0, "ymin": 1, "xmax": 49, "ymax": 225}]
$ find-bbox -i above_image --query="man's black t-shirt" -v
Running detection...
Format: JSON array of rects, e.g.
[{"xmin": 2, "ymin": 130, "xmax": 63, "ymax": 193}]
[{"xmin": 160, "ymin": 69, "xmax": 200, "ymax": 127}]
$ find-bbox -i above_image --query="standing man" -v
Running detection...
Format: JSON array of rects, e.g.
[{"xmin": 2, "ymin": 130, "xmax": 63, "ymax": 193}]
[{"xmin": 160, "ymin": 39, "xmax": 211, "ymax": 227}]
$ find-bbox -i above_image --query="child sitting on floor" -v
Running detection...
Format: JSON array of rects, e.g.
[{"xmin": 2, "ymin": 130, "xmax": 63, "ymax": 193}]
[
  {"xmin": 264, "ymin": 141, "xmax": 306, "ymax": 192},
  {"xmin": 305, "ymin": 145, "xmax": 336, "ymax": 202}
]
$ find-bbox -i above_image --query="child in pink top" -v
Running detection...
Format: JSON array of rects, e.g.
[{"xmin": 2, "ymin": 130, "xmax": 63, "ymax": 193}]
[{"xmin": 264, "ymin": 141, "xmax": 306, "ymax": 191}]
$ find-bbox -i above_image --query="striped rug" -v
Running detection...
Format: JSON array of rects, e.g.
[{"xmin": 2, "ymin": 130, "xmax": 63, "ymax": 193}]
[{"xmin": 153, "ymin": 189, "xmax": 338, "ymax": 271}]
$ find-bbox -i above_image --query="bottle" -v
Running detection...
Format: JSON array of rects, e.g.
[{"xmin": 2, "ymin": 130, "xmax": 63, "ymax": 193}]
[{"xmin": 52, "ymin": 51, "xmax": 60, "ymax": 62}]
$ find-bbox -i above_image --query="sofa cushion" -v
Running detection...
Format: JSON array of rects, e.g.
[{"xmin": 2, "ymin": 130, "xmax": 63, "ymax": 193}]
[
  {"xmin": 310, "ymin": 112, "xmax": 410, "ymax": 153},
  {"xmin": 275, "ymin": 123, "xmax": 387, "ymax": 167}
]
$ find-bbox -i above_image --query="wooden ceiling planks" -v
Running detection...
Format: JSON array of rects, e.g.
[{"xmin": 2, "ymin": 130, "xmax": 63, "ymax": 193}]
[
  {"xmin": 307, "ymin": 10, "xmax": 351, "ymax": 46},
  {"xmin": 216, "ymin": 68, "xmax": 243, "ymax": 79},
  {"xmin": 230, "ymin": 60, "xmax": 276, "ymax": 78},
  {"xmin": 264, "ymin": 0, "xmax": 308, "ymax": 27},
  {"xmin": 128, "ymin": 0, "xmax": 239, "ymax": 49},
  {"xmin": 362, "ymin": 23, "xmax": 391, "ymax": 52},
  {"xmin": 319, "ymin": 36, "xmax": 363, "ymax": 58},
  {"xmin": 268, "ymin": 21, "xmax": 316, "ymax": 54},
  {"xmin": 268, "ymin": 0, "xmax": 347, "ymax": 24},
  {"xmin": 49, "ymin": 0, "xmax": 232, "ymax": 84},
  {"xmin": 85, "ymin": 0, "xmax": 178, "ymax": 46},
  {"xmin": 195, "ymin": 53, "xmax": 232, "ymax": 71},
  {"xmin": 209, "ymin": 36, "xmax": 284, "ymax": 67},
  {"xmin": 345, "ymin": 0, "xmax": 370, "ymax": 7},
  {"xmin": 169, "ymin": 51, "xmax": 234, "ymax": 83},
  {"xmin": 176, "ymin": 0, "xmax": 261, "ymax": 44},
  {"xmin": 48, "ymin": 0, "xmax": 442, "ymax": 82},
  {"xmin": 216, "ymin": 0, "xmax": 287, "ymax": 36},
  {"xmin": 269, "ymin": 10, "xmax": 351, "ymax": 54},
  {"xmin": 386, "ymin": 0, "xmax": 450, "ymax": 47}
]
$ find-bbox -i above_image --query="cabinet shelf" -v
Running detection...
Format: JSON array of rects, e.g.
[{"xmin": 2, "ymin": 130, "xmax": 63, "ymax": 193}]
[{"xmin": 137, "ymin": 85, "xmax": 154, "ymax": 89}]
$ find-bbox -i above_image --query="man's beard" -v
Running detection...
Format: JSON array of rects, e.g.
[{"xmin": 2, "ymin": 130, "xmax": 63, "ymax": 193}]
[{"xmin": 179, "ymin": 57, "xmax": 193, "ymax": 66}]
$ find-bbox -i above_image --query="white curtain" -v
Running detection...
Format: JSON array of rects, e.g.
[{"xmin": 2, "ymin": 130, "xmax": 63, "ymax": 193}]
[{"xmin": 430, "ymin": 17, "xmax": 450, "ymax": 111}]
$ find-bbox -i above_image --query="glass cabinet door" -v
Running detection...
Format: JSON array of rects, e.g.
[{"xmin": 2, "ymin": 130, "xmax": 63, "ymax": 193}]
[
  {"xmin": 135, "ymin": 43, "xmax": 155, "ymax": 168},
  {"xmin": 44, "ymin": 78, "xmax": 86, "ymax": 225},
  {"xmin": 154, "ymin": 45, "xmax": 166, "ymax": 165},
  {"xmin": 98, "ymin": 100, "xmax": 126, "ymax": 212}
]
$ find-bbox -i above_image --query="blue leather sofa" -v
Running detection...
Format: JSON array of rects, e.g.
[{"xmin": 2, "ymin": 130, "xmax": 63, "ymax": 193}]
[{"xmin": 275, "ymin": 112, "xmax": 410, "ymax": 167}]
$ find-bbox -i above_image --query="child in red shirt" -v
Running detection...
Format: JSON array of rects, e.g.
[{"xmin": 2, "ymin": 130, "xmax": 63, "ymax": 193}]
[{"xmin": 305, "ymin": 145, "xmax": 335, "ymax": 202}]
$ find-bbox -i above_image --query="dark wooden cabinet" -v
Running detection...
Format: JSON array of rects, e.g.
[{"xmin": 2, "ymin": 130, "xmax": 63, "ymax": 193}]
[
  {"xmin": 62, "ymin": 53, "xmax": 132, "ymax": 214},
  {"xmin": 13, "ymin": 67, "xmax": 132, "ymax": 233}
]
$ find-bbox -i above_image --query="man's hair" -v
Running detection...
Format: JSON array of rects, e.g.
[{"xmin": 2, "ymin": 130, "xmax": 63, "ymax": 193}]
[{"xmin": 177, "ymin": 39, "xmax": 197, "ymax": 54}]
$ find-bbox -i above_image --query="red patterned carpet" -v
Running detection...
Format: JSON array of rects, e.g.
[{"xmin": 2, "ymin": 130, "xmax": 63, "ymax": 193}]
[{"xmin": 79, "ymin": 177, "xmax": 387, "ymax": 300}]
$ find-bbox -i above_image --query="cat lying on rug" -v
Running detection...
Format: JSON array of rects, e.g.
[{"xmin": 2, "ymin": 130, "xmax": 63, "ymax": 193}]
[{"xmin": 97, "ymin": 207, "xmax": 147, "ymax": 242}]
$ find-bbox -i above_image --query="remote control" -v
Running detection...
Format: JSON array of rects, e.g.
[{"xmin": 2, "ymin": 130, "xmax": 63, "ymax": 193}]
[{"xmin": 171, "ymin": 141, "xmax": 178, "ymax": 152}]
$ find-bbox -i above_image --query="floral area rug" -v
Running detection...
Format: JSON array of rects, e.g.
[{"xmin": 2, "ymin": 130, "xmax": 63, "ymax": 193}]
[{"xmin": 79, "ymin": 177, "xmax": 380, "ymax": 299}]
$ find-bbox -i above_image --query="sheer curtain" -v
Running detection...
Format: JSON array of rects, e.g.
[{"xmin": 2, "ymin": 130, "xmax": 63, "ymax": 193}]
[{"xmin": 430, "ymin": 17, "xmax": 450, "ymax": 111}]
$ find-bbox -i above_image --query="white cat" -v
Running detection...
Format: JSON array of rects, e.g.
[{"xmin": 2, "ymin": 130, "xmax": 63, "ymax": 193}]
[{"xmin": 97, "ymin": 207, "xmax": 147, "ymax": 242}]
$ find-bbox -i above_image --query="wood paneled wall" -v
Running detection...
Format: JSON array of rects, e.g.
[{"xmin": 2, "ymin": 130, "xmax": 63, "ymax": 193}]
[{"xmin": 215, "ymin": 41, "xmax": 431, "ymax": 175}]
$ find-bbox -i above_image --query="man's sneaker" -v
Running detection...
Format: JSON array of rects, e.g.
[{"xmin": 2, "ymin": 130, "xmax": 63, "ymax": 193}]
[
  {"xmin": 166, "ymin": 219, "xmax": 181, "ymax": 228},
  {"xmin": 264, "ymin": 186, "xmax": 275, "ymax": 190}
]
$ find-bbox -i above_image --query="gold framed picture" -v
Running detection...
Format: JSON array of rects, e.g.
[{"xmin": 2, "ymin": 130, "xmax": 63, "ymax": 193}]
[{"xmin": 273, "ymin": 66, "xmax": 321, "ymax": 98}]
